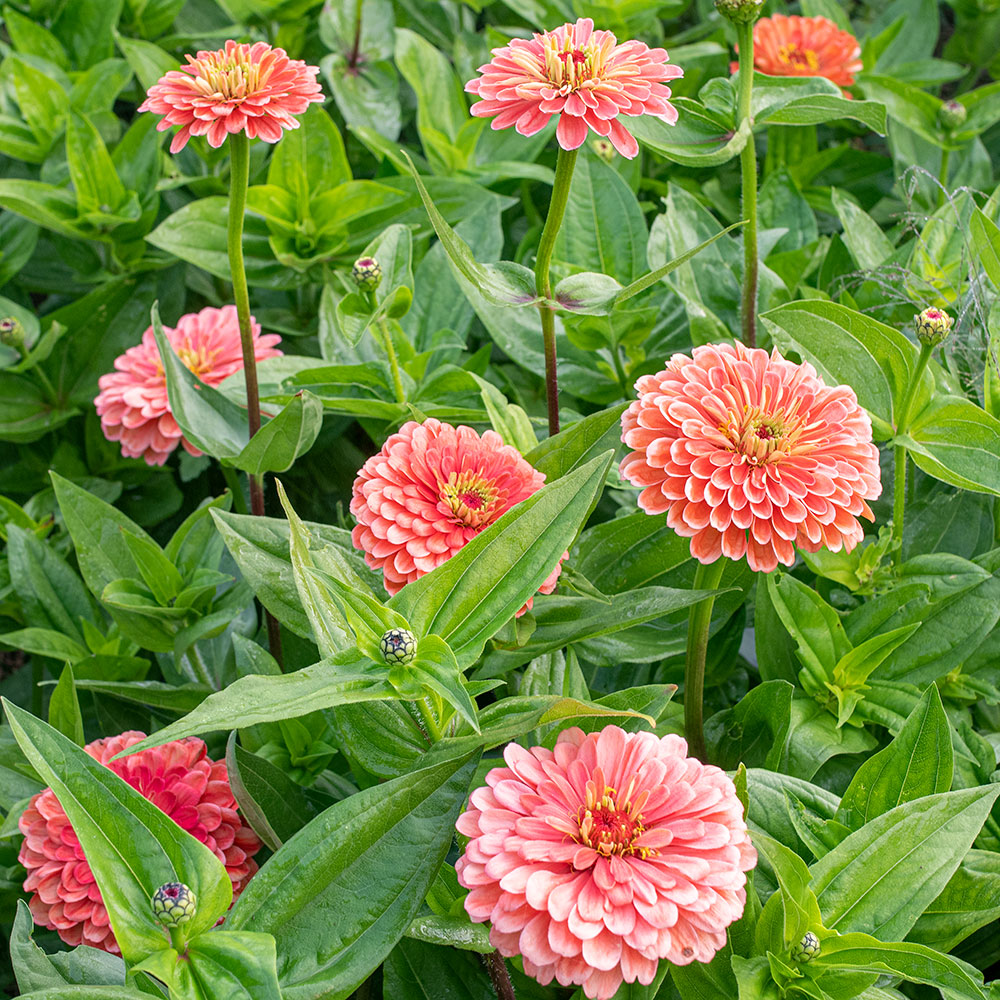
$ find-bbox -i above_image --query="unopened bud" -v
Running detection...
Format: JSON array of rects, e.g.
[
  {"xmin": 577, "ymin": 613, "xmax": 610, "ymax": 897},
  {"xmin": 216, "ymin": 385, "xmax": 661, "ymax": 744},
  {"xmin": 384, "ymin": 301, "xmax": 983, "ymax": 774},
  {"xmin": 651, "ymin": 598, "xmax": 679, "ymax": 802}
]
[
  {"xmin": 938, "ymin": 101, "xmax": 967, "ymax": 131},
  {"xmin": 791, "ymin": 931, "xmax": 820, "ymax": 963},
  {"xmin": 591, "ymin": 139, "xmax": 614, "ymax": 163},
  {"xmin": 351, "ymin": 256, "xmax": 382, "ymax": 292},
  {"xmin": 380, "ymin": 627, "xmax": 416, "ymax": 665},
  {"xmin": 151, "ymin": 882, "xmax": 196, "ymax": 928},
  {"xmin": 715, "ymin": 0, "xmax": 764, "ymax": 24},
  {"xmin": 915, "ymin": 306, "xmax": 953, "ymax": 347},
  {"xmin": 0, "ymin": 317, "xmax": 25, "ymax": 351}
]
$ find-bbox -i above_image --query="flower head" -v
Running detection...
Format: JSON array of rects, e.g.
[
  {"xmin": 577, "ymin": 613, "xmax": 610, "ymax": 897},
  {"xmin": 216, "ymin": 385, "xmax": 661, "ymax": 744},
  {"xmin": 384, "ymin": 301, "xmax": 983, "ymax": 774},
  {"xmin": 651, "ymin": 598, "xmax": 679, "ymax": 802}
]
[
  {"xmin": 94, "ymin": 305, "xmax": 281, "ymax": 466},
  {"xmin": 733, "ymin": 15, "xmax": 862, "ymax": 93},
  {"xmin": 914, "ymin": 306, "xmax": 953, "ymax": 347},
  {"xmin": 139, "ymin": 40, "xmax": 323, "ymax": 153},
  {"xmin": 351, "ymin": 256, "xmax": 382, "ymax": 291},
  {"xmin": 152, "ymin": 882, "xmax": 197, "ymax": 928},
  {"xmin": 351, "ymin": 419, "xmax": 564, "ymax": 614},
  {"xmin": 456, "ymin": 726, "xmax": 756, "ymax": 1000},
  {"xmin": 380, "ymin": 628, "xmax": 417, "ymax": 665},
  {"xmin": 938, "ymin": 100, "xmax": 967, "ymax": 131},
  {"xmin": 792, "ymin": 931, "xmax": 821, "ymax": 963},
  {"xmin": 465, "ymin": 18, "xmax": 682, "ymax": 159},
  {"xmin": 18, "ymin": 732, "xmax": 261, "ymax": 954},
  {"xmin": 620, "ymin": 342, "xmax": 882, "ymax": 574}
]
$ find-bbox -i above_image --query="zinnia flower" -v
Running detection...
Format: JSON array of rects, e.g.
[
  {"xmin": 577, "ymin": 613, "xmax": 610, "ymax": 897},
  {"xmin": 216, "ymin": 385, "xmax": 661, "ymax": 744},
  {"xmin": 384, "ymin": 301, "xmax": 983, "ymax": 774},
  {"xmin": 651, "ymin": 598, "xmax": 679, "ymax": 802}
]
[
  {"xmin": 351, "ymin": 419, "xmax": 564, "ymax": 614},
  {"xmin": 94, "ymin": 305, "xmax": 281, "ymax": 466},
  {"xmin": 619, "ymin": 342, "xmax": 881, "ymax": 574},
  {"xmin": 465, "ymin": 18, "xmax": 682, "ymax": 159},
  {"xmin": 456, "ymin": 726, "xmax": 756, "ymax": 1000},
  {"xmin": 732, "ymin": 15, "xmax": 862, "ymax": 93},
  {"xmin": 139, "ymin": 39, "xmax": 323, "ymax": 153},
  {"xmin": 18, "ymin": 732, "xmax": 261, "ymax": 954}
]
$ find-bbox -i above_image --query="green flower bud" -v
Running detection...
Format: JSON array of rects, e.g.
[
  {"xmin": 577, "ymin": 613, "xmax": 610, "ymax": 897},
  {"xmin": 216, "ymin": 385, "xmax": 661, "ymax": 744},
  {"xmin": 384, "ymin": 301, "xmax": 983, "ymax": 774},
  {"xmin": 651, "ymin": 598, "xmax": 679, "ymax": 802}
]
[
  {"xmin": 151, "ymin": 882, "xmax": 197, "ymax": 928},
  {"xmin": 380, "ymin": 627, "xmax": 416, "ymax": 665},
  {"xmin": 715, "ymin": 0, "xmax": 764, "ymax": 24},
  {"xmin": 938, "ymin": 100, "xmax": 967, "ymax": 131},
  {"xmin": 0, "ymin": 317, "xmax": 25, "ymax": 351},
  {"xmin": 591, "ymin": 138, "xmax": 615, "ymax": 163},
  {"xmin": 791, "ymin": 931, "xmax": 820, "ymax": 963},
  {"xmin": 351, "ymin": 256, "xmax": 382, "ymax": 292},
  {"xmin": 914, "ymin": 306, "xmax": 953, "ymax": 347}
]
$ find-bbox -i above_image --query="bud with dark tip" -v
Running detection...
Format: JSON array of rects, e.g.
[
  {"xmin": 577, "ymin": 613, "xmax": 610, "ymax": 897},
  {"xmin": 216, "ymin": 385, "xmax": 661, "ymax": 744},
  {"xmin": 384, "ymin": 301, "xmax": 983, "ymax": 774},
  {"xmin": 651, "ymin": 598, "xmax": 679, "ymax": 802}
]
[
  {"xmin": 591, "ymin": 138, "xmax": 614, "ymax": 163},
  {"xmin": 151, "ymin": 882, "xmax": 196, "ymax": 928},
  {"xmin": 915, "ymin": 306, "xmax": 953, "ymax": 347},
  {"xmin": 715, "ymin": 0, "xmax": 764, "ymax": 24},
  {"xmin": 380, "ymin": 627, "xmax": 416, "ymax": 665},
  {"xmin": 0, "ymin": 317, "xmax": 25, "ymax": 352},
  {"xmin": 351, "ymin": 256, "xmax": 382, "ymax": 292},
  {"xmin": 791, "ymin": 931, "xmax": 820, "ymax": 963},
  {"xmin": 938, "ymin": 100, "xmax": 967, "ymax": 131}
]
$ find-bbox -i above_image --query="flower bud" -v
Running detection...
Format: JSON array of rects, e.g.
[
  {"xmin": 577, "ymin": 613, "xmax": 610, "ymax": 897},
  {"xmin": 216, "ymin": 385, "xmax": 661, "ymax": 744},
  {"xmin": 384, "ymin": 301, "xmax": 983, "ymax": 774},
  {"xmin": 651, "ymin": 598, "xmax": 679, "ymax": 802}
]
[
  {"xmin": 591, "ymin": 138, "xmax": 614, "ymax": 163},
  {"xmin": 715, "ymin": 0, "xmax": 764, "ymax": 24},
  {"xmin": 914, "ymin": 306, "xmax": 953, "ymax": 347},
  {"xmin": 351, "ymin": 256, "xmax": 382, "ymax": 292},
  {"xmin": 380, "ymin": 627, "xmax": 416, "ymax": 665},
  {"xmin": 791, "ymin": 931, "xmax": 820, "ymax": 963},
  {"xmin": 938, "ymin": 100, "xmax": 967, "ymax": 131},
  {"xmin": 0, "ymin": 317, "xmax": 25, "ymax": 352},
  {"xmin": 151, "ymin": 882, "xmax": 196, "ymax": 928}
]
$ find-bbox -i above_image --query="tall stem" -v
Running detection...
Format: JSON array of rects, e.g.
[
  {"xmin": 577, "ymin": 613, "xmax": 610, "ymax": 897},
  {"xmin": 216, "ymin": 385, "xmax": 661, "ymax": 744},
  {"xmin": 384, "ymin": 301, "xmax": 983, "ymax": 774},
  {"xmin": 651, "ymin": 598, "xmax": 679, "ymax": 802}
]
[
  {"xmin": 370, "ymin": 305, "xmax": 405, "ymax": 403},
  {"xmin": 227, "ymin": 131, "xmax": 284, "ymax": 668},
  {"xmin": 534, "ymin": 146, "xmax": 579, "ymax": 436},
  {"xmin": 485, "ymin": 951, "xmax": 516, "ymax": 1000},
  {"xmin": 684, "ymin": 559, "xmax": 726, "ymax": 762},
  {"xmin": 736, "ymin": 20, "xmax": 758, "ymax": 349},
  {"xmin": 890, "ymin": 343, "xmax": 933, "ymax": 561},
  {"xmin": 348, "ymin": 0, "xmax": 363, "ymax": 67},
  {"xmin": 937, "ymin": 147, "xmax": 951, "ymax": 208}
]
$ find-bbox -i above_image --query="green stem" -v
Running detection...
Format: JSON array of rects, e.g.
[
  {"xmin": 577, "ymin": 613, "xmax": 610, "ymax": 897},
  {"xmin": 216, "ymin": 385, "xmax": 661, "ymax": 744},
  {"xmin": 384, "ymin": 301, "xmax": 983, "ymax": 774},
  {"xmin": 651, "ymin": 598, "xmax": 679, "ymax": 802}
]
[
  {"xmin": 890, "ymin": 342, "xmax": 933, "ymax": 561},
  {"xmin": 534, "ymin": 146, "xmax": 579, "ymax": 436},
  {"xmin": 31, "ymin": 656, "xmax": 43, "ymax": 718},
  {"xmin": 221, "ymin": 465, "xmax": 249, "ymax": 515},
  {"xmin": 937, "ymin": 147, "xmax": 951, "ymax": 208},
  {"xmin": 185, "ymin": 643, "xmax": 215, "ymax": 688},
  {"xmin": 736, "ymin": 20, "xmax": 758, "ymax": 349},
  {"xmin": 414, "ymin": 696, "xmax": 442, "ymax": 741},
  {"xmin": 375, "ymin": 314, "xmax": 405, "ymax": 403},
  {"xmin": 684, "ymin": 559, "xmax": 727, "ymax": 762},
  {"xmin": 227, "ymin": 130, "xmax": 284, "ymax": 670}
]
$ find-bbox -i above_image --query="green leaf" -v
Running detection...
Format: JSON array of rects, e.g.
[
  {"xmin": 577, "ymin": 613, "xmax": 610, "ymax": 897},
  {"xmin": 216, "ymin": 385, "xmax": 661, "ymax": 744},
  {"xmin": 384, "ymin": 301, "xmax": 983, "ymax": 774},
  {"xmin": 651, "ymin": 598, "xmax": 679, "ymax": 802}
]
[
  {"xmin": 394, "ymin": 634, "xmax": 479, "ymax": 734},
  {"xmin": 970, "ymin": 208, "xmax": 1000, "ymax": 290},
  {"xmin": 2, "ymin": 700, "xmax": 232, "ymax": 964},
  {"xmin": 150, "ymin": 303, "xmax": 249, "ymax": 460},
  {"xmin": 114, "ymin": 34, "xmax": 176, "ymax": 92},
  {"xmin": 758, "ymin": 96, "xmax": 886, "ymax": 132},
  {"xmin": 120, "ymin": 529, "xmax": 184, "ymax": 606},
  {"xmin": 752, "ymin": 832, "xmax": 823, "ymax": 952},
  {"xmin": 810, "ymin": 785, "xmax": 1000, "ymax": 939},
  {"xmin": 228, "ymin": 391, "xmax": 323, "ymax": 476},
  {"xmin": 65, "ymin": 112, "xmax": 126, "ymax": 216},
  {"xmin": 760, "ymin": 300, "xmax": 931, "ymax": 439},
  {"xmin": 631, "ymin": 102, "xmax": 750, "ymax": 167},
  {"xmin": 836, "ymin": 685, "xmax": 953, "ymax": 829},
  {"xmin": 387, "ymin": 452, "xmax": 612, "ymax": 667},
  {"xmin": 524, "ymin": 404, "xmax": 627, "ymax": 482},
  {"xmin": 48, "ymin": 665, "xmax": 84, "ymax": 746},
  {"xmin": 0, "ymin": 179, "xmax": 86, "ymax": 239},
  {"xmin": 831, "ymin": 189, "xmax": 894, "ymax": 271},
  {"xmin": 385, "ymin": 938, "xmax": 494, "ymax": 999},
  {"xmin": 403, "ymin": 914, "xmax": 493, "ymax": 955},
  {"xmin": 228, "ymin": 750, "xmax": 480, "ymax": 1000},
  {"xmin": 18, "ymin": 990, "xmax": 154, "ymax": 999}
]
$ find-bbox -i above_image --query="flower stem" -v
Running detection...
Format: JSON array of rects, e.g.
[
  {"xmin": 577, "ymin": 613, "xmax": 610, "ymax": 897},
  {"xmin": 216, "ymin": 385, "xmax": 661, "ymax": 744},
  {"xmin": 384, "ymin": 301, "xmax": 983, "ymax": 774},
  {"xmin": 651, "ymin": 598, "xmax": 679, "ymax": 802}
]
[
  {"xmin": 373, "ymin": 311, "xmax": 405, "ymax": 403},
  {"xmin": 684, "ymin": 559, "xmax": 727, "ymax": 762},
  {"xmin": 534, "ymin": 145, "xmax": 579, "ymax": 436},
  {"xmin": 485, "ymin": 951, "xmax": 516, "ymax": 1000},
  {"xmin": 736, "ymin": 20, "xmax": 758, "ymax": 349},
  {"xmin": 937, "ymin": 147, "xmax": 950, "ymax": 208},
  {"xmin": 890, "ymin": 342, "xmax": 933, "ymax": 561},
  {"xmin": 227, "ymin": 130, "xmax": 284, "ymax": 669}
]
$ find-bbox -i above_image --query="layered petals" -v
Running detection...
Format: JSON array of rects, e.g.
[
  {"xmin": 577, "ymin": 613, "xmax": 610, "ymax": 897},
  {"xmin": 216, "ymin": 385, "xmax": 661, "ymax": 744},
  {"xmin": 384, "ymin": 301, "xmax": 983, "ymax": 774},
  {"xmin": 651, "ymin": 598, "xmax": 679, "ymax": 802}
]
[
  {"xmin": 94, "ymin": 306, "xmax": 281, "ymax": 465},
  {"xmin": 619, "ymin": 342, "xmax": 881, "ymax": 573},
  {"xmin": 351, "ymin": 419, "xmax": 564, "ymax": 615},
  {"xmin": 18, "ymin": 732, "xmax": 261, "ymax": 954},
  {"xmin": 465, "ymin": 18, "xmax": 682, "ymax": 159},
  {"xmin": 456, "ymin": 726, "xmax": 756, "ymax": 999}
]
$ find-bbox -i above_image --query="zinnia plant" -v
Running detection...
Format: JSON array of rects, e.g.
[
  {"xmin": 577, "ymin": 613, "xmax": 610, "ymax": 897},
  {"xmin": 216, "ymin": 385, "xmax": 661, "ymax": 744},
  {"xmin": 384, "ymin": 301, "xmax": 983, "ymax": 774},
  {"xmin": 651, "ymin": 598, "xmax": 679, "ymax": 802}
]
[
  {"xmin": 621, "ymin": 342, "xmax": 882, "ymax": 757},
  {"xmin": 18, "ymin": 732, "xmax": 261, "ymax": 954},
  {"xmin": 465, "ymin": 18, "xmax": 681, "ymax": 434},
  {"xmin": 351, "ymin": 419, "xmax": 564, "ymax": 612},
  {"xmin": 94, "ymin": 306, "xmax": 281, "ymax": 467},
  {"xmin": 456, "ymin": 725, "xmax": 757, "ymax": 999}
]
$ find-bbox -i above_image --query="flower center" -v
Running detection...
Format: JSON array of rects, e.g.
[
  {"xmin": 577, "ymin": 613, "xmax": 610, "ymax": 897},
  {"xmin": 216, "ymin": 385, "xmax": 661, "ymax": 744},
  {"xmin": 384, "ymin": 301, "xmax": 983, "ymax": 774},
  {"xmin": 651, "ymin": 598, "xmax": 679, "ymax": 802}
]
[
  {"xmin": 190, "ymin": 51, "xmax": 271, "ymax": 102},
  {"xmin": 175, "ymin": 343, "xmax": 220, "ymax": 378},
  {"xmin": 542, "ymin": 34, "xmax": 603, "ymax": 93},
  {"xmin": 575, "ymin": 776, "xmax": 652, "ymax": 858},
  {"xmin": 777, "ymin": 44, "xmax": 820, "ymax": 71},
  {"xmin": 441, "ymin": 471, "xmax": 501, "ymax": 528},
  {"xmin": 723, "ymin": 401, "xmax": 810, "ymax": 466}
]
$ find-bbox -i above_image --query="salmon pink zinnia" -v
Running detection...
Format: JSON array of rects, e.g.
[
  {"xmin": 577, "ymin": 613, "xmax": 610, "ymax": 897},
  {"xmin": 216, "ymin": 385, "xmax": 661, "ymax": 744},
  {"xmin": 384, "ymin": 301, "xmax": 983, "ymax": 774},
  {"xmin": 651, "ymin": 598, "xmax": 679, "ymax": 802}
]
[
  {"xmin": 456, "ymin": 726, "xmax": 756, "ymax": 1000},
  {"xmin": 139, "ymin": 40, "xmax": 324, "ymax": 153},
  {"xmin": 733, "ymin": 15, "xmax": 862, "ymax": 93},
  {"xmin": 620, "ymin": 342, "xmax": 882, "ymax": 574},
  {"xmin": 351, "ymin": 419, "xmax": 564, "ymax": 614},
  {"xmin": 465, "ymin": 18, "xmax": 682, "ymax": 159},
  {"xmin": 18, "ymin": 732, "xmax": 261, "ymax": 954},
  {"xmin": 94, "ymin": 305, "xmax": 282, "ymax": 466}
]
